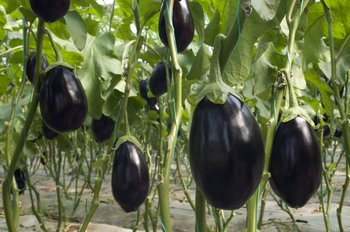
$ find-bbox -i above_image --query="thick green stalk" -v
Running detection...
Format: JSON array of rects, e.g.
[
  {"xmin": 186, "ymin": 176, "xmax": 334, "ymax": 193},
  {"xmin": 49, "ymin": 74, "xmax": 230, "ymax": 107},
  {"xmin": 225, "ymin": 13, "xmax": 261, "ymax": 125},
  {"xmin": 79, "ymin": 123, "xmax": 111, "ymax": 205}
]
[
  {"xmin": 246, "ymin": 191, "xmax": 258, "ymax": 232},
  {"xmin": 321, "ymin": 2, "xmax": 350, "ymax": 230},
  {"xmin": 3, "ymin": 18, "xmax": 45, "ymax": 232},
  {"xmin": 195, "ymin": 187, "xmax": 207, "ymax": 232},
  {"xmin": 255, "ymin": 91, "xmax": 283, "ymax": 229},
  {"xmin": 157, "ymin": 0, "xmax": 183, "ymax": 231}
]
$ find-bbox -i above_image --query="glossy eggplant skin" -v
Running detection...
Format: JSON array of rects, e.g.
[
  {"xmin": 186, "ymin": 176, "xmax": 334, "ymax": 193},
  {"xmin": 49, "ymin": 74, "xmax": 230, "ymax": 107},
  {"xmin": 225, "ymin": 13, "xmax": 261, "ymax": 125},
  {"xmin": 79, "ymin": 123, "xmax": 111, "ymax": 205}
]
[
  {"xmin": 149, "ymin": 62, "xmax": 170, "ymax": 97},
  {"xmin": 269, "ymin": 116, "xmax": 322, "ymax": 208},
  {"xmin": 30, "ymin": 0, "xmax": 70, "ymax": 23},
  {"xmin": 26, "ymin": 52, "xmax": 49, "ymax": 84},
  {"xmin": 42, "ymin": 123, "xmax": 59, "ymax": 140},
  {"xmin": 158, "ymin": 0, "xmax": 194, "ymax": 52},
  {"xmin": 111, "ymin": 142, "xmax": 149, "ymax": 213},
  {"xmin": 189, "ymin": 95, "xmax": 264, "ymax": 210},
  {"xmin": 91, "ymin": 114, "xmax": 115, "ymax": 143},
  {"xmin": 40, "ymin": 66, "xmax": 87, "ymax": 133}
]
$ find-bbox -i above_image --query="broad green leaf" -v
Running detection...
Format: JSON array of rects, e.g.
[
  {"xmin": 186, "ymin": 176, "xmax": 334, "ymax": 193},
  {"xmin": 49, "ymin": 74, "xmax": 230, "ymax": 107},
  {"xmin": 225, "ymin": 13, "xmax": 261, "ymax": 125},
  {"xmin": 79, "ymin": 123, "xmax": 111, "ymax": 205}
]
[
  {"xmin": 304, "ymin": 72, "xmax": 334, "ymax": 115},
  {"xmin": 79, "ymin": 33, "xmax": 122, "ymax": 118},
  {"xmin": 302, "ymin": 3, "xmax": 328, "ymax": 64},
  {"xmin": 223, "ymin": 11, "xmax": 270, "ymax": 87},
  {"xmin": 189, "ymin": 1, "xmax": 205, "ymax": 44},
  {"xmin": 186, "ymin": 44, "xmax": 211, "ymax": 80},
  {"xmin": 252, "ymin": 43, "xmax": 277, "ymax": 94},
  {"xmin": 220, "ymin": 0, "xmax": 239, "ymax": 35},
  {"xmin": 140, "ymin": 0, "xmax": 159, "ymax": 27},
  {"xmin": 324, "ymin": 0, "xmax": 350, "ymax": 40},
  {"xmin": 64, "ymin": 11, "xmax": 87, "ymax": 50},
  {"xmin": 2, "ymin": 0, "xmax": 18, "ymax": 13},
  {"xmin": 252, "ymin": 0, "xmax": 281, "ymax": 21},
  {"xmin": 204, "ymin": 11, "xmax": 220, "ymax": 46}
]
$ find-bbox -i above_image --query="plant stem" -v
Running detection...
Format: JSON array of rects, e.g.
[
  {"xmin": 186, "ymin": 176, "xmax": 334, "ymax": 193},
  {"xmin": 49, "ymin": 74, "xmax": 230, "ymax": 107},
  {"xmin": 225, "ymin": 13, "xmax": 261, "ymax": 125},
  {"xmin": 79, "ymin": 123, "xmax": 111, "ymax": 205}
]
[
  {"xmin": 157, "ymin": 0, "xmax": 183, "ymax": 231},
  {"xmin": 257, "ymin": 89, "xmax": 284, "ymax": 228},
  {"xmin": 0, "ymin": 46, "xmax": 22, "ymax": 57},
  {"xmin": 108, "ymin": 0, "xmax": 116, "ymax": 32},
  {"xmin": 246, "ymin": 191, "xmax": 258, "ymax": 232},
  {"xmin": 336, "ymin": 157, "xmax": 349, "ymax": 232},
  {"xmin": 321, "ymin": 3, "xmax": 350, "ymax": 230},
  {"xmin": 195, "ymin": 187, "xmax": 207, "ymax": 232},
  {"xmin": 175, "ymin": 150, "xmax": 195, "ymax": 211},
  {"xmin": 3, "ymin": 18, "xmax": 45, "ymax": 232}
]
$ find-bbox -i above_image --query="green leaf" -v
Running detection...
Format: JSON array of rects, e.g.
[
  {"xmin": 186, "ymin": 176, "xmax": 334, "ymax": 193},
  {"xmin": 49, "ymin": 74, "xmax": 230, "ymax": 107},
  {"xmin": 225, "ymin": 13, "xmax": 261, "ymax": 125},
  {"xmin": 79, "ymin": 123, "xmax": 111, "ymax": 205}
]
[
  {"xmin": 2, "ymin": 0, "xmax": 18, "ymax": 13},
  {"xmin": 324, "ymin": 0, "xmax": 350, "ymax": 40},
  {"xmin": 223, "ymin": 11, "xmax": 270, "ymax": 87},
  {"xmin": 252, "ymin": 0, "xmax": 281, "ymax": 21},
  {"xmin": 204, "ymin": 11, "xmax": 220, "ymax": 46},
  {"xmin": 304, "ymin": 72, "xmax": 334, "ymax": 115},
  {"xmin": 252, "ymin": 43, "xmax": 278, "ymax": 94},
  {"xmin": 190, "ymin": 1, "xmax": 205, "ymax": 44},
  {"xmin": 79, "ymin": 33, "xmax": 123, "ymax": 118},
  {"xmin": 64, "ymin": 11, "xmax": 87, "ymax": 51},
  {"xmin": 186, "ymin": 44, "xmax": 211, "ymax": 80},
  {"xmin": 302, "ymin": 3, "xmax": 328, "ymax": 64}
]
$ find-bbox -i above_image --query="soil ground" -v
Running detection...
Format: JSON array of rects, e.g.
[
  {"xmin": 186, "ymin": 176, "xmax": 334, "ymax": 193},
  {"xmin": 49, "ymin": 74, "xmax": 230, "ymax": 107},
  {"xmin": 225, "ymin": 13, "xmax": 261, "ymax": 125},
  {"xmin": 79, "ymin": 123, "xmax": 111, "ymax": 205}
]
[{"xmin": 0, "ymin": 163, "xmax": 349, "ymax": 232}]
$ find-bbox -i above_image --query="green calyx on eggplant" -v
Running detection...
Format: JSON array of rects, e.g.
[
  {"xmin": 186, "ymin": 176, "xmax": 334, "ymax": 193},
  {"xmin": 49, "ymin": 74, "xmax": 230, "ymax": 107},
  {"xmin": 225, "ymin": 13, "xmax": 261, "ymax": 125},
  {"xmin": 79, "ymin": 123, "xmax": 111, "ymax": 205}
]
[
  {"xmin": 269, "ymin": 116, "xmax": 322, "ymax": 208},
  {"xmin": 149, "ymin": 61, "xmax": 171, "ymax": 97},
  {"xmin": 158, "ymin": 0, "xmax": 194, "ymax": 52},
  {"xmin": 91, "ymin": 114, "xmax": 115, "ymax": 143},
  {"xmin": 111, "ymin": 139, "xmax": 149, "ymax": 213},
  {"xmin": 40, "ymin": 65, "xmax": 88, "ymax": 133},
  {"xmin": 189, "ymin": 94, "xmax": 264, "ymax": 210},
  {"xmin": 26, "ymin": 51, "xmax": 49, "ymax": 84},
  {"xmin": 30, "ymin": 0, "xmax": 70, "ymax": 23}
]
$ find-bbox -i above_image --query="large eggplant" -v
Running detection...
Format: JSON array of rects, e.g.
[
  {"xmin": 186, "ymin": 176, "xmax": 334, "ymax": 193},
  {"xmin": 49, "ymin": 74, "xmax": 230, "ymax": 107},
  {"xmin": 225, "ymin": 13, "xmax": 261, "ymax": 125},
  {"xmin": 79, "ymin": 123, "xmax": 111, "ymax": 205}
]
[
  {"xmin": 189, "ymin": 94, "xmax": 264, "ymax": 210},
  {"xmin": 269, "ymin": 116, "xmax": 322, "ymax": 208},
  {"xmin": 111, "ymin": 141, "xmax": 149, "ymax": 213},
  {"xmin": 40, "ymin": 65, "xmax": 87, "ymax": 133},
  {"xmin": 158, "ymin": 0, "xmax": 194, "ymax": 52}
]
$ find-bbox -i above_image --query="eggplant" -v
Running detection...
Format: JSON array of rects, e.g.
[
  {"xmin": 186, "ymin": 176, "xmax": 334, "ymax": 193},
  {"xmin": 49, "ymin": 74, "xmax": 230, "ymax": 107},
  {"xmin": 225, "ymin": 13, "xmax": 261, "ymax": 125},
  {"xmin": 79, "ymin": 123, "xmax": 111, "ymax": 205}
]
[
  {"xmin": 111, "ymin": 141, "xmax": 149, "ymax": 212},
  {"xmin": 149, "ymin": 62, "xmax": 171, "ymax": 97},
  {"xmin": 269, "ymin": 116, "xmax": 322, "ymax": 208},
  {"xmin": 91, "ymin": 114, "xmax": 115, "ymax": 143},
  {"xmin": 30, "ymin": 0, "xmax": 70, "ymax": 23},
  {"xmin": 26, "ymin": 52, "xmax": 49, "ymax": 84},
  {"xmin": 189, "ymin": 94, "xmax": 264, "ymax": 210},
  {"xmin": 158, "ymin": 0, "xmax": 194, "ymax": 52},
  {"xmin": 40, "ymin": 65, "xmax": 88, "ymax": 133}
]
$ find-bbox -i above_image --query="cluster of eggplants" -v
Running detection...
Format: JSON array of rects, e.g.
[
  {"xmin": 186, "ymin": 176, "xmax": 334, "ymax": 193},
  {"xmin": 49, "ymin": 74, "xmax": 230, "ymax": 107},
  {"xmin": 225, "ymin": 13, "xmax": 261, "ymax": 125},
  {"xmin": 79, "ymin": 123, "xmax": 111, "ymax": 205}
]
[
  {"xmin": 30, "ymin": 0, "xmax": 70, "ymax": 23},
  {"xmin": 40, "ymin": 65, "xmax": 88, "ymax": 133},
  {"xmin": 91, "ymin": 114, "xmax": 115, "ymax": 143},
  {"xmin": 111, "ymin": 141, "xmax": 149, "ymax": 213},
  {"xmin": 189, "ymin": 94, "xmax": 264, "ymax": 209},
  {"xmin": 158, "ymin": 0, "xmax": 194, "ymax": 52},
  {"xmin": 269, "ymin": 116, "xmax": 322, "ymax": 208},
  {"xmin": 26, "ymin": 52, "xmax": 49, "ymax": 84}
]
